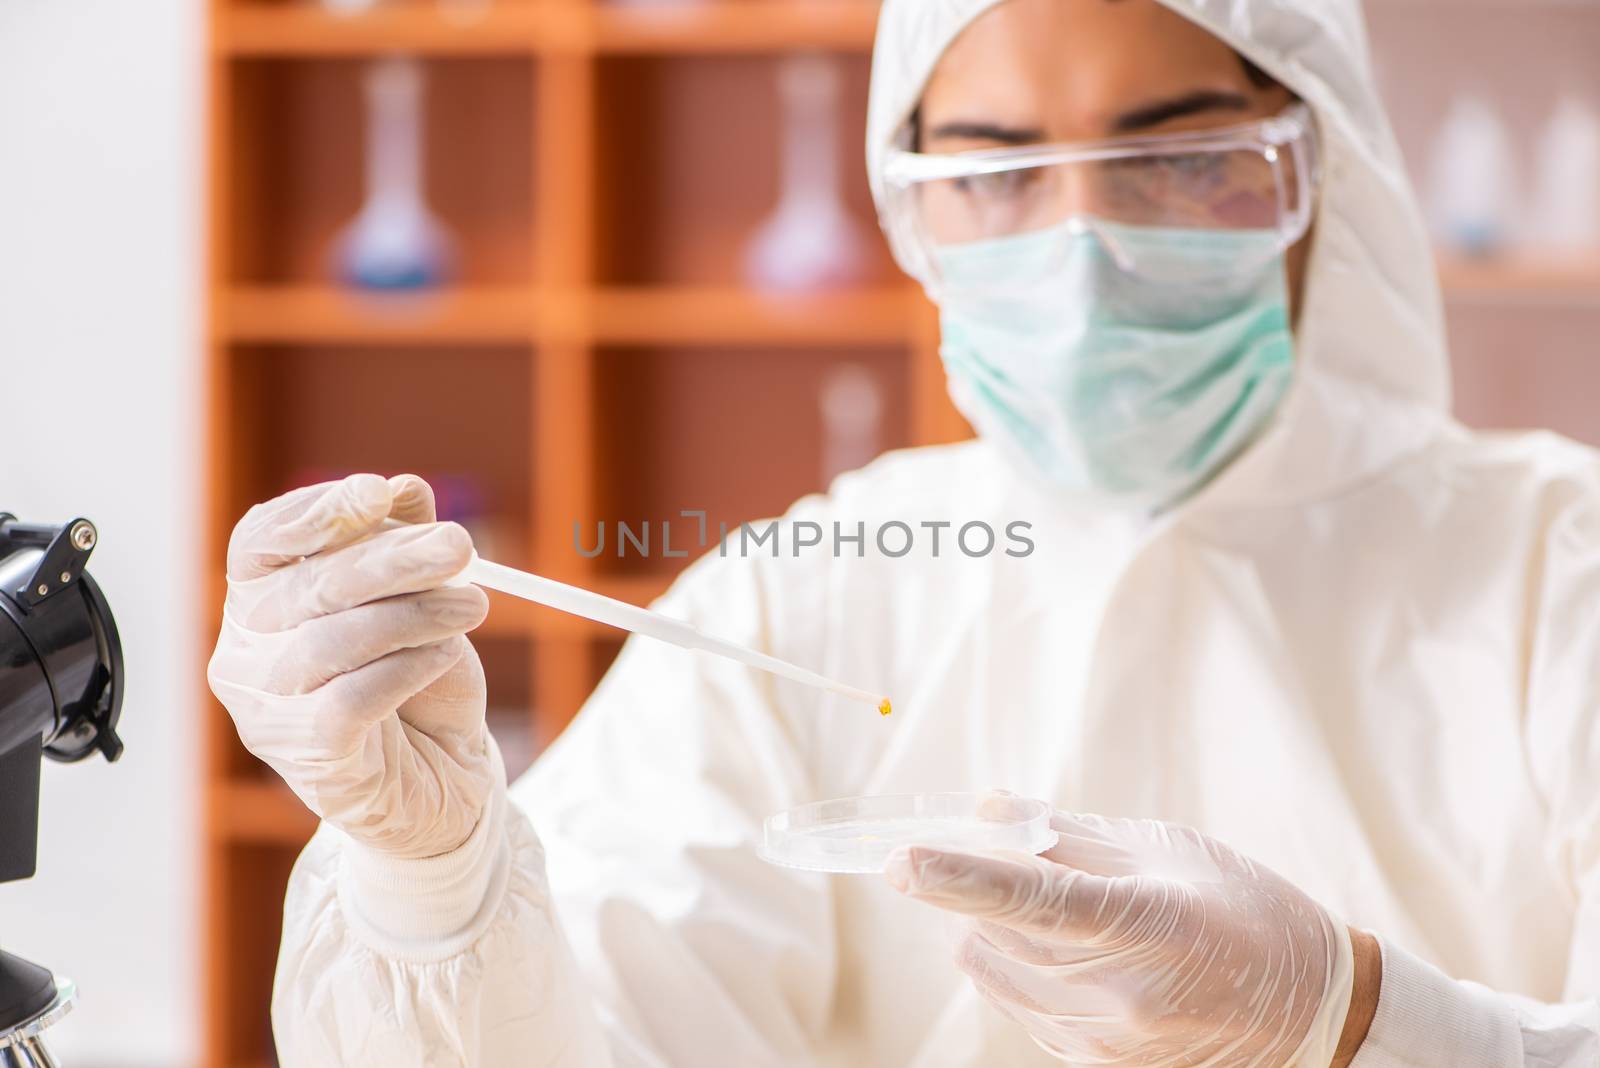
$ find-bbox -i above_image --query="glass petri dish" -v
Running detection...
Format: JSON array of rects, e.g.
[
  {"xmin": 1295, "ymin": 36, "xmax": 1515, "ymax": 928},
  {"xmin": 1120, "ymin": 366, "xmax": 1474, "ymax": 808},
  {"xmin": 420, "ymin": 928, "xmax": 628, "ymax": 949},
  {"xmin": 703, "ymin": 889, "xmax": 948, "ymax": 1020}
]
[{"xmin": 759, "ymin": 792, "xmax": 1057, "ymax": 875}]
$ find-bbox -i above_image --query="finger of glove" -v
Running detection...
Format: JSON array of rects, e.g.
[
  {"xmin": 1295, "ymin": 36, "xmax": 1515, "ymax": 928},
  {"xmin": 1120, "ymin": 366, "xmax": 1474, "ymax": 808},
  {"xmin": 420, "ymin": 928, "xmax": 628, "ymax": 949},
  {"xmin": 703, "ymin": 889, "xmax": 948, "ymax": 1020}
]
[
  {"xmin": 968, "ymin": 917, "xmax": 1107, "ymax": 968},
  {"xmin": 1048, "ymin": 811, "xmax": 1236, "ymax": 885},
  {"xmin": 948, "ymin": 922, "xmax": 1075, "ymax": 1017},
  {"xmin": 229, "ymin": 521, "xmax": 474, "ymax": 633},
  {"xmin": 396, "ymin": 636, "xmax": 486, "ymax": 742},
  {"xmin": 228, "ymin": 474, "xmax": 394, "ymax": 581},
  {"xmin": 885, "ymin": 846, "xmax": 1116, "ymax": 940},
  {"xmin": 227, "ymin": 473, "xmax": 436, "ymax": 582},
  {"xmin": 975, "ymin": 790, "xmax": 1053, "ymax": 826},
  {"xmin": 951, "ymin": 922, "xmax": 1171, "ymax": 1049},
  {"xmin": 266, "ymin": 586, "xmax": 489, "ymax": 695},
  {"xmin": 386, "ymin": 473, "xmax": 437, "ymax": 525},
  {"xmin": 209, "ymin": 635, "xmax": 465, "ymax": 766},
  {"xmin": 1041, "ymin": 811, "xmax": 1148, "ymax": 877},
  {"xmin": 308, "ymin": 636, "xmax": 468, "ymax": 749}
]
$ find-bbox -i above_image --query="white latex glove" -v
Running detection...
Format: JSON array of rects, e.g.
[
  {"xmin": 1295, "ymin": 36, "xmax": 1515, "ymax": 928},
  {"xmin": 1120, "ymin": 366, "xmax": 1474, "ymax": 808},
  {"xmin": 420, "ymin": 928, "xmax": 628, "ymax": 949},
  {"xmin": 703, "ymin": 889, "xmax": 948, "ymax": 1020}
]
[
  {"xmin": 208, "ymin": 473, "xmax": 496, "ymax": 860},
  {"xmin": 886, "ymin": 806, "xmax": 1354, "ymax": 1067}
]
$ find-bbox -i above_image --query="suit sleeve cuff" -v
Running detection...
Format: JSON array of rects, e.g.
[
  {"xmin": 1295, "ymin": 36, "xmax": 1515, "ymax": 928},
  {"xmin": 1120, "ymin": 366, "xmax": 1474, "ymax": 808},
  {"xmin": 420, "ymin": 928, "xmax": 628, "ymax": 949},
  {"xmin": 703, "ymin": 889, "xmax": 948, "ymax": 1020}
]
[
  {"xmin": 334, "ymin": 737, "xmax": 512, "ymax": 964},
  {"xmin": 1348, "ymin": 937, "xmax": 1523, "ymax": 1068}
]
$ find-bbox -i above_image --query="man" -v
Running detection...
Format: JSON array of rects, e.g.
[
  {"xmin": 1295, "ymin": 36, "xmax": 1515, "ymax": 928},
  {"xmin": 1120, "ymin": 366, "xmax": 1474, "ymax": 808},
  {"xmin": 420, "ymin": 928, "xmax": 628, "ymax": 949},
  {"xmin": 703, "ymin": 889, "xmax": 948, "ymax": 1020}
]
[{"xmin": 209, "ymin": 0, "xmax": 1600, "ymax": 1064}]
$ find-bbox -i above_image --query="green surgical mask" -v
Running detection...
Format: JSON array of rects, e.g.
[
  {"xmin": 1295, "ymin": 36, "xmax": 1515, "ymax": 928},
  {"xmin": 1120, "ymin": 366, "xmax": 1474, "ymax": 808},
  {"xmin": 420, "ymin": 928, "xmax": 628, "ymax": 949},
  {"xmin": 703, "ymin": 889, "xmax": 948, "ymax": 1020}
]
[{"xmin": 936, "ymin": 220, "xmax": 1295, "ymax": 514}]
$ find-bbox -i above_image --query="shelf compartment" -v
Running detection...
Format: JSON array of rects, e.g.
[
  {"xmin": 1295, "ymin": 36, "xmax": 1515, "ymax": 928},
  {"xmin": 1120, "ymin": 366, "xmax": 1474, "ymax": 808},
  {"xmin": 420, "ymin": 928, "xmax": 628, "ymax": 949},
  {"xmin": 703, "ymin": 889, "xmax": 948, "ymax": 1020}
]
[
  {"xmin": 224, "ymin": 343, "xmax": 534, "ymax": 527},
  {"xmin": 223, "ymin": 57, "xmax": 535, "ymax": 287},
  {"xmin": 206, "ymin": 841, "xmax": 304, "ymax": 1066},
  {"xmin": 593, "ymin": 54, "xmax": 896, "ymax": 287},
  {"xmin": 211, "ymin": 780, "xmax": 317, "ymax": 844},
  {"xmin": 477, "ymin": 632, "xmax": 539, "ymax": 780},
  {"xmin": 1450, "ymin": 303, "xmax": 1600, "ymax": 448},
  {"xmin": 530, "ymin": 632, "xmax": 630, "ymax": 745},
  {"xmin": 590, "ymin": 343, "xmax": 910, "ymax": 581},
  {"xmin": 221, "ymin": 342, "xmax": 534, "ymax": 618}
]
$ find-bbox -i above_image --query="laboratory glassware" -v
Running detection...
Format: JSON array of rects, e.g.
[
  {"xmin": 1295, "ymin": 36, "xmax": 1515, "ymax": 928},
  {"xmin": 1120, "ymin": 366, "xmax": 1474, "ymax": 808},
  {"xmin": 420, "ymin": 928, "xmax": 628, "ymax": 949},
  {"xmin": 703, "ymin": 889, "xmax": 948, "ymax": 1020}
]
[
  {"xmin": 335, "ymin": 56, "xmax": 456, "ymax": 291},
  {"xmin": 760, "ymin": 793, "xmax": 1057, "ymax": 875},
  {"xmin": 745, "ymin": 54, "xmax": 873, "ymax": 291}
]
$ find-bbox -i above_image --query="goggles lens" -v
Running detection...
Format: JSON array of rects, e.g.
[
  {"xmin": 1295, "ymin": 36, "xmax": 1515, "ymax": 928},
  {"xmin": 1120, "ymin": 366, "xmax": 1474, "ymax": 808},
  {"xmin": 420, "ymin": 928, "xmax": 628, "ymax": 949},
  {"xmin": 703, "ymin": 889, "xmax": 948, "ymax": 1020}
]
[
  {"xmin": 886, "ymin": 107, "xmax": 1317, "ymax": 289},
  {"xmin": 918, "ymin": 148, "xmax": 1285, "ymax": 242}
]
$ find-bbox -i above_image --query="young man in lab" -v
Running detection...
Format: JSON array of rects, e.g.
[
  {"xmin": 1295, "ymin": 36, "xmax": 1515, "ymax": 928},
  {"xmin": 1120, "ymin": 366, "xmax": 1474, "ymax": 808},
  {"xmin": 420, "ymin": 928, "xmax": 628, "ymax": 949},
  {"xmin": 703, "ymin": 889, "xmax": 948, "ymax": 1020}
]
[{"xmin": 209, "ymin": 0, "xmax": 1600, "ymax": 1064}]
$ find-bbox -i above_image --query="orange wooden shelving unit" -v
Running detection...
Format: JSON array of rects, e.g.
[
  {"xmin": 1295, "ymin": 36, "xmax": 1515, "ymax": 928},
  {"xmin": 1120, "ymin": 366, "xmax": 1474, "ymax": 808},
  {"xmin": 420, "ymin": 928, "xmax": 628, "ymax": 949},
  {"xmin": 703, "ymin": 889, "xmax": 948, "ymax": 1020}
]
[{"xmin": 201, "ymin": 1, "xmax": 965, "ymax": 1064}]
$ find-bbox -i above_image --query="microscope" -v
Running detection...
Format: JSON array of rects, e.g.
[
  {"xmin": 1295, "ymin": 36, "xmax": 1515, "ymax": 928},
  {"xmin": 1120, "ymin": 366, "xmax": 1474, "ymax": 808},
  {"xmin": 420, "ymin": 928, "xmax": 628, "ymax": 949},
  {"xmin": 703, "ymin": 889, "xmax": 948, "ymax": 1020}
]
[{"xmin": 0, "ymin": 516, "xmax": 124, "ymax": 1068}]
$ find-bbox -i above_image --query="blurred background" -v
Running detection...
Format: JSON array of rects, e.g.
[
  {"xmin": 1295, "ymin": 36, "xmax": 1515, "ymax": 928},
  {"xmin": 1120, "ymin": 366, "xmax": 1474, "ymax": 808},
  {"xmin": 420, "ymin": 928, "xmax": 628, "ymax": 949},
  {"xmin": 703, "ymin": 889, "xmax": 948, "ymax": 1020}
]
[{"xmin": 0, "ymin": 0, "xmax": 1595, "ymax": 1065}]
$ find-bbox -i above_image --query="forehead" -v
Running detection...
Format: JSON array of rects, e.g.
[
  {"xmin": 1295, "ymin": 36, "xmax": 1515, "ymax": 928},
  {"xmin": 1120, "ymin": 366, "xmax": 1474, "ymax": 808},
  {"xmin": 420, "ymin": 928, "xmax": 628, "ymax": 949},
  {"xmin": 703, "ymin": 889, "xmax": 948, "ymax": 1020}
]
[{"xmin": 920, "ymin": 0, "xmax": 1257, "ymax": 130}]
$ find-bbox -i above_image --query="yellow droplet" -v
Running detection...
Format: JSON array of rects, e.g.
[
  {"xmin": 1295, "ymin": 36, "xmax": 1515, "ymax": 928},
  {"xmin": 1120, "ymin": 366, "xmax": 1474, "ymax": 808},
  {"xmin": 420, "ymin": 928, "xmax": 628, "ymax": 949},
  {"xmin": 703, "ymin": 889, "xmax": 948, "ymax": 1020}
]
[{"xmin": 878, "ymin": 698, "xmax": 893, "ymax": 718}]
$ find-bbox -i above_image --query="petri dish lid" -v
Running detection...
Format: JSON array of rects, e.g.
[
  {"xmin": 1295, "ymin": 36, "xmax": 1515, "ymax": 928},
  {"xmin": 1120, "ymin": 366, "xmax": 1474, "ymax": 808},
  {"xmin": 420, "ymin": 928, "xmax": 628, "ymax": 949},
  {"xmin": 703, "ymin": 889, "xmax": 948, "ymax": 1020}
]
[{"xmin": 759, "ymin": 792, "xmax": 1057, "ymax": 875}]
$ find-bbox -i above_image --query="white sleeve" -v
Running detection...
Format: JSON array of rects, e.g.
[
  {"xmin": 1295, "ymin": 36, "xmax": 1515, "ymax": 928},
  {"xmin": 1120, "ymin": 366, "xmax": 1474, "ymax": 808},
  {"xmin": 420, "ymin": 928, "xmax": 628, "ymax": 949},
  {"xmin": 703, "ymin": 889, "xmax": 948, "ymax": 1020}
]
[
  {"xmin": 1352, "ymin": 485, "xmax": 1600, "ymax": 1068},
  {"xmin": 271, "ymin": 740, "xmax": 615, "ymax": 1068},
  {"xmin": 1347, "ymin": 938, "xmax": 1600, "ymax": 1068}
]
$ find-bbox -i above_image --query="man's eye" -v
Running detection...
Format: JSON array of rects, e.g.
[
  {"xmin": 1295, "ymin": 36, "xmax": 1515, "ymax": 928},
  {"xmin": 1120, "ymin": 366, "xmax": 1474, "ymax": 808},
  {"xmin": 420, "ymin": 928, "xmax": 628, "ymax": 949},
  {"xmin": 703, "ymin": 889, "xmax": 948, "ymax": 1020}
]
[
  {"xmin": 953, "ymin": 169, "xmax": 1041, "ymax": 200},
  {"xmin": 1106, "ymin": 154, "xmax": 1223, "ymax": 180}
]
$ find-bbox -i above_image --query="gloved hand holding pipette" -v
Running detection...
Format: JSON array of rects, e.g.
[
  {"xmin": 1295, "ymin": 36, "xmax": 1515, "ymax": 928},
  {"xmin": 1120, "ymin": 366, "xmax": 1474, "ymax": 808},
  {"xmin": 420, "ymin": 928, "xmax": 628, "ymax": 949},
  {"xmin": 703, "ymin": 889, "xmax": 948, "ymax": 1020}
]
[
  {"xmin": 211, "ymin": 473, "xmax": 617, "ymax": 1066},
  {"xmin": 208, "ymin": 473, "xmax": 498, "ymax": 860},
  {"xmin": 208, "ymin": 472, "xmax": 890, "ymax": 867}
]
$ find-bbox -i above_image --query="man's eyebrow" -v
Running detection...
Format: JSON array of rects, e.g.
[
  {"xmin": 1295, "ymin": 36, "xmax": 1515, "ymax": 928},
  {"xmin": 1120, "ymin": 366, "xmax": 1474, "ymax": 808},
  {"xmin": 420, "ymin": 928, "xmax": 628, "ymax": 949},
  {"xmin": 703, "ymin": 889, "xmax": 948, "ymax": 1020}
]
[
  {"xmin": 923, "ymin": 120, "xmax": 1047, "ymax": 146},
  {"xmin": 1111, "ymin": 90, "xmax": 1253, "ymax": 133},
  {"xmin": 922, "ymin": 90, "xmax": 1257, "ymax": 147}
]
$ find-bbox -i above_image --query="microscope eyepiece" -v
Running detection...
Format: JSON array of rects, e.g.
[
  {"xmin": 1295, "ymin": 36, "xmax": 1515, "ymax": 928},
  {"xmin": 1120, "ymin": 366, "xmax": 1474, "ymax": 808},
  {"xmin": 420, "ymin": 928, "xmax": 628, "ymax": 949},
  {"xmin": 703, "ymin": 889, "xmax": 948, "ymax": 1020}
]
[
  {"xmin": 0, "ymin": 515, "xmax": 124, "ymax": 885},
  {"xmin": 0, "ymin": 514, "xmax": 123, "ymax": 1049}
]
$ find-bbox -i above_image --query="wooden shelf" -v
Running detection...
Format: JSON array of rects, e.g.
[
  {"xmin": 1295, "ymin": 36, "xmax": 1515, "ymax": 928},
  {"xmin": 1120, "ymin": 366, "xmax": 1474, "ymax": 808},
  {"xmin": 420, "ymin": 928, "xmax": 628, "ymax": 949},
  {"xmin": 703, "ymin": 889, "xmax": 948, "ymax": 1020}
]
[
  {"xmin": 222, "ymin": 269, "xmax": 1600, "ymax": 347},
  {"xmin": 222, "ymin": 286, "xmax": 536, "ymax": 343},
  {"xmin": 215, "ymin": 2, "xmax": 882, "ymax": 58},
  {"xmin": 589, "ymin": 285, "xmax": 916, "ymax": 346},
  {"xmin": 590, "ymin": 1, "xmax": 882, "ymax": 54},
  {"xmin": 1438, "ymin": 254, "xmax": 1600, "ymax": 304},
  {"xmin": 220, "ymin": 285, "xmax": 918, "ymax": 345},
  {"xmin": 217, "ymin": 5, "xmax": 547, "ymax": 57}
]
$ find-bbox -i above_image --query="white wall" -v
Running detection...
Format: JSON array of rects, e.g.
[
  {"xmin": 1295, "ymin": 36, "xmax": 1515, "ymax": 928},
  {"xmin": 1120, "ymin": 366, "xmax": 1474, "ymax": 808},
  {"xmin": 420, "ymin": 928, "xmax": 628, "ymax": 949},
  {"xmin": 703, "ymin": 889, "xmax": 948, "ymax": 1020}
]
[{"xmin": 0, "ymin": 0, "xmax": 202, "ymax": 1064}]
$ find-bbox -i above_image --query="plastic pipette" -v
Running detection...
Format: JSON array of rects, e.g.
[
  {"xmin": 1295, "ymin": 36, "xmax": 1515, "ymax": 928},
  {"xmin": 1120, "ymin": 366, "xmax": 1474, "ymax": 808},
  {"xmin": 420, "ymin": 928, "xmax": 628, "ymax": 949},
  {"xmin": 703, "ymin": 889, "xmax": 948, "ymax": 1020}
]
[{"xmin": 463, "ymin": 556, "xmax": 891, "ymax": 716}]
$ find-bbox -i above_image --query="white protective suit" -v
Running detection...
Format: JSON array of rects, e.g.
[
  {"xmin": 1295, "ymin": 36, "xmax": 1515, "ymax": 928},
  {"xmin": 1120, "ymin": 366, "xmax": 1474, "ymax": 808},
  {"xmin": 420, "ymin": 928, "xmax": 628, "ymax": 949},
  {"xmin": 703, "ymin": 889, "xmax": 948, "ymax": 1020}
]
[{"xmin": 271, "ymin": 1, "xmax": 1600, "ymax": 1064}]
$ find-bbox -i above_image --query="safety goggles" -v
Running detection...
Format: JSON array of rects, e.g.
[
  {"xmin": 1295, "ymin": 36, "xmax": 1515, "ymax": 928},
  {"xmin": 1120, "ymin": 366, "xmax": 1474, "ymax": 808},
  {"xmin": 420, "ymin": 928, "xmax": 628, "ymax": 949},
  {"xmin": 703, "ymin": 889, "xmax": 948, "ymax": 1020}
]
[{"xmin": 881, "ymin": 103, "xmax": 1320, "ymax": 290}]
